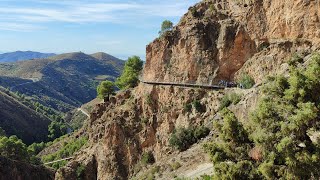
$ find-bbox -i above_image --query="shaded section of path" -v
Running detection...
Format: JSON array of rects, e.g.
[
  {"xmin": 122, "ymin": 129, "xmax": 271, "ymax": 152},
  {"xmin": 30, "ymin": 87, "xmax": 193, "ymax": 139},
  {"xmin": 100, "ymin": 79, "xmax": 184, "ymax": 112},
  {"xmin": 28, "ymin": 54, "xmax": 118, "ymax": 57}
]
[
  {"xmin": 140, "ymin": 79, "xmax": 225, "ymax": 90},
  {"xmin": 139, "ymin": 77, "xmax": 226, "ymax": 90}
]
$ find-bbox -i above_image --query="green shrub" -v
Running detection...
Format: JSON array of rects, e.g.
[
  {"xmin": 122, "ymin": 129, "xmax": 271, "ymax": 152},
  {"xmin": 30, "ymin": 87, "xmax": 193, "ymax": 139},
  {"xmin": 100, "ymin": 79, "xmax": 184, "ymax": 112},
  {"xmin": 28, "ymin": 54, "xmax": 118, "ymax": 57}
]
[
  {"xmin": 190, "ymin": 7, "xmax": 197, "ymax": 17},
  {"xmin": 141, "ymin": 151, "xmax": 155, "ymax": 165},
  {"xmin": 209, "ymin": 4, "xmax": 216, "ymax": 13},
  {"xmin": 183, "ymin": 103, "xmax": 192, "ymax": 112},
  {"xmin": 204, "ymin": 53, "xmax": 320, "ymax": 179},
  {"xmin": 170, "ymin": 162, "xmax": 181, "ymax": 170},
  {"xmin": 288, "ymin": 53, "xmax": 303, "ymax": 67},
  {"xmin": 76, "ymin": 164, "xmax": 86, "ymax": 180},
  {"xmin": 139, "ymin": 166, "xmax": 160, "ymax": 180},
  {"xmin": 28, "ymin": 142, "xmax": 46, "ymax": 155},
  {"xmin": 159, "ymin": 20, "xmax": 173, "ymax": 36},
  {"xmin": 169, "ymin": 126, "xmax": 210, "ymax": 151},
  {"xmin": 42, "ymin": 136, "xmax": 88, "ymax": 169},
  {"xmin": 219, "ymin": 93, "xmax": 242, "ymax": 110},
  {"xmin": 192, "ymin": 100, "xmax": 205, "ymax": 112},
  {"xmin": 238, "ymin": 74, "xmax": 255, "ymax": 89},
  {"xmin": 47, "ymin": 121, "xmax": 68, "ymax": 141}
]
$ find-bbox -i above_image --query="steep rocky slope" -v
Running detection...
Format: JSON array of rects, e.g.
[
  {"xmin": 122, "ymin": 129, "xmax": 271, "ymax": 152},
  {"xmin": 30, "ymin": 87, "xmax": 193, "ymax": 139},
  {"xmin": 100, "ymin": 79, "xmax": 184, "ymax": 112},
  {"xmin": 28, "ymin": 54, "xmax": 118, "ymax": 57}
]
[
  {"xmin": 54, "ymin": 0, "xmax": 320, "ymax": 179},
  {"xmin": 144, "ymin": 0, "xmax": 320, "ymax": 84},
  {"xmin": 0, "ymin": 156, "xmax": 55, "ymax": 180},
  {"xmin": 0, "ymin": 88, "xmax": 51, "ymax": 144},
  {"xmin": 0, "ymin": 52, "xmax": 124, "ymax": 112}
]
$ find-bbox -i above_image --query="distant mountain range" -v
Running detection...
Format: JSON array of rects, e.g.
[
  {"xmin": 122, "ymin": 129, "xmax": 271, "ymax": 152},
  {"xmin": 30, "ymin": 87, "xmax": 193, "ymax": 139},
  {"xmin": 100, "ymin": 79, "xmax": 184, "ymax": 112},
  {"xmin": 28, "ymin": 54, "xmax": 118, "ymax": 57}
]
[
  {"xmin": 0, "ymin": 52, "xmax": 125, "ymax": 112},
  {"xmin": 0, "ymin": 51, "xmax": 56, "ymax": 62}
]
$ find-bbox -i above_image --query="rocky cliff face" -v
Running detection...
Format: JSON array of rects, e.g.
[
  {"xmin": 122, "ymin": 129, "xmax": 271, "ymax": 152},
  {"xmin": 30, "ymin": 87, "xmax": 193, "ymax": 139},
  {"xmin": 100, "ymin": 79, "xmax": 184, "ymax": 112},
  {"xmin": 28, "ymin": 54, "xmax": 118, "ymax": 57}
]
[
  {"xmin": 55, "ymin": 0, "xmax": 320, "ymax": 179},
  {"xmin": 144, "ymin": 0, "xmax": 320, "ymax": 84}
]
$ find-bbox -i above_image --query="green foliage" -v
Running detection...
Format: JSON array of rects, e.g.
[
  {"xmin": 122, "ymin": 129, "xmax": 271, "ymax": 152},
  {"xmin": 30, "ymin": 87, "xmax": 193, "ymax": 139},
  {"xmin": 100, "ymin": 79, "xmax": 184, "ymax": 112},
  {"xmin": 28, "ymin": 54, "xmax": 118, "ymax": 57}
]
[
  {"xmin": 170, "ymin": 126, "xmax": 210, "ymax": 151},
  {"xmin": 28, "ymin": 142, "xmax": 46, "ymax": 155},
  {"xmin": 209, "ymin": 4, "xmax": 216, "ymax": 13},
  {"xmin": 76, "ymin": 164, "xmax": 86, "ymax": 180},
  {"xmin": 204, "ymin": 109, "xmax": 256, "ymax": 179},
  {"xmin": 190, "ymin": 7, "xmax": 198, "ymax": 17},
  {"xmin": 145, "ymin": 94, "xmax": 153, "ymax": 105},
  {"xmin": 183, "ymin": 103, "xmax": 192, "ymax": 112},
  {"xmin": 159, "ymin": 20, "xmax": 173, "ymax": 36},
  {"xmin": 192, "ymin": 100, "xmax": 205, "ymax": 112},
  {"xmin": 238, "ymin": 74, "xmax": 255, "ymax": 89},
  {"xmin": 200, "ymin": 175, "xmax": 212, "ymax": 180},
  {"xmin": 141, "ymin": 151, "xmax": 155, "ymax": 165},
  {"xmin": 204, "ymin": 53, "xmax": 320, "ymax": 179},
  {"xmin": 288, "ymin": 53, "xmax": 303, "ymax": 67},
  {"xmin": 219, "ymin": 93, "xmax": 242, "ymax": 110},
  {"xmin": 0, "ymin": 135, "xmax": 42, "ymax": 165},
  {"xmin": 116, "ymin": 56, "xmax": 143, "ymax": 90},
  {"xmin": 48, "ymin": 121, "xmax": 68, "ymax": 141},
  {"xmin": 184, "ymin": 100, "xmax": 205, "ymax": 113},
  {"xmin": 139, "ymin": 166, "xmax": 160, "ymax": 180},
  {"xmin": 0, "ymin": 135, "xmax": 30, "ymax": 162},
  {"xmin": 42, "ymin": 136, "xmax": 88, "ymax": 170},
  {"xmin": 97, "ymin": 80, "xmax": 116, "ymax": 99},
  {"xmin": 170, "ymin": 161, "xmax": 181, "ymax": 170}
]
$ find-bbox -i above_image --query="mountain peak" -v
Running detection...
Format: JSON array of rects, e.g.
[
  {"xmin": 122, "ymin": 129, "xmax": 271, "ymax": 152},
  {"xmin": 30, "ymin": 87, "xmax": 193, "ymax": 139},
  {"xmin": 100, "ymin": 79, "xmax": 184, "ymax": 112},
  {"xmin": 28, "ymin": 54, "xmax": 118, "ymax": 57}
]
[
  {"xmin": 48, "ymin": 52, "xmax": 95, "ymax": 61},
  {"xmin": 90, "ymin": 52, "xmax": 122, "ymax": 61}
]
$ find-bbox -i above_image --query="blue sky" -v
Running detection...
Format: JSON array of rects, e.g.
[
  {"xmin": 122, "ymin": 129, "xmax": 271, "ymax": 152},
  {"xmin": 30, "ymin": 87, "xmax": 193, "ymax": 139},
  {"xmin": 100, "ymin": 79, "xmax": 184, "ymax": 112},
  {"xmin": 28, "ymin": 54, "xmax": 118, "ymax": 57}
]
[{"xmin": 0, "ymin": 0, "xmax": 199, "ymax": 59}]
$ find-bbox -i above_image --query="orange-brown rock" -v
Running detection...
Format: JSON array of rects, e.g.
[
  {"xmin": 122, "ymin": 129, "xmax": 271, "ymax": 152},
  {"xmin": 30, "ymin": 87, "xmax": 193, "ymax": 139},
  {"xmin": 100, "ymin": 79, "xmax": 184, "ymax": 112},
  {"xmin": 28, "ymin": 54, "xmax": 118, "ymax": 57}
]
[
  {"xmin": 55, "ymin": 0, "xmax": 320, "ymax": 179},
  {"xmin": 144, "ymin": 0, "xmax": 320, "ymax": 84}
]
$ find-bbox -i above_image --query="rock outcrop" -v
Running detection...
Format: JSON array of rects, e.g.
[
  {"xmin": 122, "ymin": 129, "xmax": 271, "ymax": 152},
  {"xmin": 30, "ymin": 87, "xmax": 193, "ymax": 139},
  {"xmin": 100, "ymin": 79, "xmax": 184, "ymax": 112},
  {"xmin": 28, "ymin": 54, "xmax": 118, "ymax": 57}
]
[
  {"xmin": 55, "ymin": 0, "xmax": 320, "ymax": 179},
  {"xmin": 0, "ymin": 156, "xmax": 55, "ymax": 180},
  {"xmin": 144, "ymin": 0, "xmax": 320, "ymax": 84}
]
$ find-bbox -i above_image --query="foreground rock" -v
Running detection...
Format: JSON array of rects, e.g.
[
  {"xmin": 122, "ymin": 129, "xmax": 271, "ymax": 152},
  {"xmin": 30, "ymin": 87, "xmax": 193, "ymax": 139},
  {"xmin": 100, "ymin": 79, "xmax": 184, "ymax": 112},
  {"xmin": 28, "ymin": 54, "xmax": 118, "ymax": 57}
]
[{"xmin": 0, "ymin": 156, "xmax": 55, "ymax": 180}]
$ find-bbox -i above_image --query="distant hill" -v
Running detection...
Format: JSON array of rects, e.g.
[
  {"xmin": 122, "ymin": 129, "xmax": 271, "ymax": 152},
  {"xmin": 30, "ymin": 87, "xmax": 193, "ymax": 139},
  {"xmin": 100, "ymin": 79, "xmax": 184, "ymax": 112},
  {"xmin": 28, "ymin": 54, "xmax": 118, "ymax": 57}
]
[
  {"xmin": 0, "ymin": 51, "xmax": 56, "ymax": 62},
  {"xmin": 0, "ymin": 52, "xmax": 125, "ymax": 112},
  {"xmin": 0, "ymin": 87, "xmax": 51, "ymax": 144}
]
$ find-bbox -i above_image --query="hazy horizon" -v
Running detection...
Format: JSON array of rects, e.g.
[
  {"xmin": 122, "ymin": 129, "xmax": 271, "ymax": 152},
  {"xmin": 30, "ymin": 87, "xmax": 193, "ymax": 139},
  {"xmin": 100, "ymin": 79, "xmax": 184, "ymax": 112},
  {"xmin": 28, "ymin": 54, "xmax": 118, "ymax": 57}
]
[{"xmin": 0, "ymin": 0, "xmax": 199, "ymax": 60}]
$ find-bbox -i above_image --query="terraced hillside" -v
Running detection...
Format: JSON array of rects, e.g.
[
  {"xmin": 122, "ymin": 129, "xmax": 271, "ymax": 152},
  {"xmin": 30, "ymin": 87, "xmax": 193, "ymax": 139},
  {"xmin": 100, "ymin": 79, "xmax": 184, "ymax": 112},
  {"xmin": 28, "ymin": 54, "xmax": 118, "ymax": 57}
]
[{"xmin": 0, "ymin": 52, "xmax": 124, "ymax": 112}]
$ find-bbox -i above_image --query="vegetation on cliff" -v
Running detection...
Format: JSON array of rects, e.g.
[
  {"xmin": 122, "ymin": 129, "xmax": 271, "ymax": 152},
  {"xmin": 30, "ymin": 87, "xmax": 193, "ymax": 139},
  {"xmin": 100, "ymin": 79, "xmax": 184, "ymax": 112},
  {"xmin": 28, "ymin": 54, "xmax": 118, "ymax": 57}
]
[
  {"xmin": 42, "ymin": 136, "xmax": 88, "ymax": 169},
  {"xmin": 205, "ymin": 53, "xmax": 320, "ymax": 179},
  {"xmin": 0, "ymin": 135, "xmax": 42, "ymax": 165},
  {"xmin": 116, "ymin": 55, "xmax": 143, "ymax": 89},
  {"xmin": 97, "ymin": 80, "xmax": 116, "ymax": 99}
]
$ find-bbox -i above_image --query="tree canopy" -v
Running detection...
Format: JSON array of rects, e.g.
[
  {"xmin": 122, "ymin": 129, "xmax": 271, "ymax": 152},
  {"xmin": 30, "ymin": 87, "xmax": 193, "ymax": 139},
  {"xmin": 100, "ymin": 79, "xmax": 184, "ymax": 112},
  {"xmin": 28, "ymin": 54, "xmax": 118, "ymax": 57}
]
[
  {"xmin": 97, "ymin": 80, "xmax": 116, "ymax": 99},
  {"xmin": 159, "ymin": 20, "xmax": 173, "ymax": 36},
  {"xmin": 115, "ymin": 56, "xmax": 143, "ymax": 89},
  {"xmin": 0, "ymin": 135, "xmax": 30, "ymax": 162},
  {"xmin": 48, "ymin": 121, "xmax": 68, "ymax": 141}
]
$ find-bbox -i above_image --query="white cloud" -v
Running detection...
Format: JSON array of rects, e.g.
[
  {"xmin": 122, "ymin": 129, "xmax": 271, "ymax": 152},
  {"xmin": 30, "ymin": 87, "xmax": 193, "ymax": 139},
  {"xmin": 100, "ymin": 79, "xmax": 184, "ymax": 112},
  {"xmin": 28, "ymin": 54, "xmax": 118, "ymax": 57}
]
[
  {"xmin": 0, "ymin": 22, "xmax": 42, "ymax": 31},
  {"xmin": 0, "ymin": 0, "xmax": 198, "ymax": 31}
]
